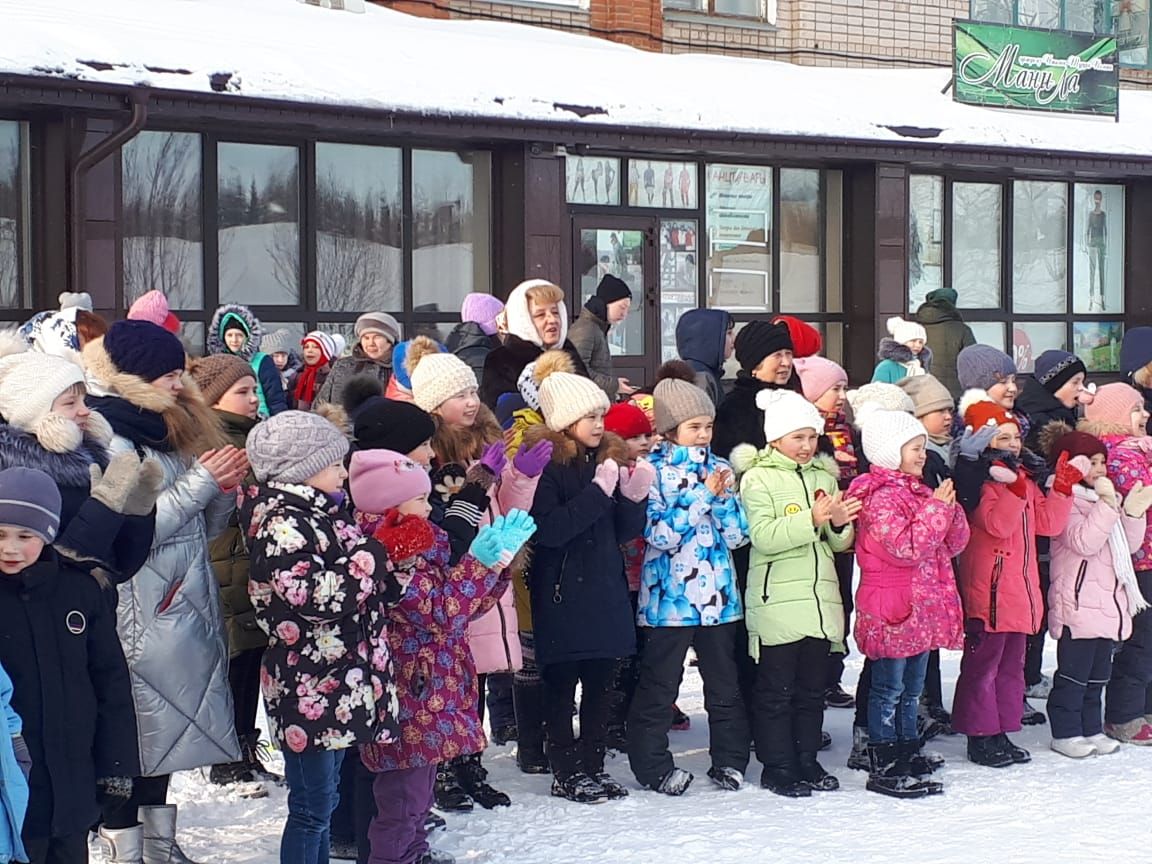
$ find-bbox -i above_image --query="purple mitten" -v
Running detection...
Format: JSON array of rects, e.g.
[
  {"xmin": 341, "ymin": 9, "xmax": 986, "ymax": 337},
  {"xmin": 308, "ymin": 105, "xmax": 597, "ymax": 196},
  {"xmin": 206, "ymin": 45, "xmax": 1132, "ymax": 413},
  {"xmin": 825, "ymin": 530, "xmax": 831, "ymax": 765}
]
[
  {"xmin": 479, "ymin": 441, "xmax": 507, "ymax": 478},
  {"xmin": 513, "ymin": 440, "xmax": 554, "ymax": 478}
]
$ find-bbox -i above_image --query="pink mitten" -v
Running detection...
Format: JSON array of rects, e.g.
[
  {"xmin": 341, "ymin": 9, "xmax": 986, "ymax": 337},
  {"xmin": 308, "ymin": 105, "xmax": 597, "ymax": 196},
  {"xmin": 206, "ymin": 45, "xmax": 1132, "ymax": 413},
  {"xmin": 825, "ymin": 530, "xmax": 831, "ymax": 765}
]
[
  {"xmin": 619, "ymin": 460, "xmax": 656, "ymax": 503},
  {"xmin": 989, "ymin": 461, "xmax": 1017, "ymax": 484},
  {"xmin": 593, "ymin": 459, "xmax": 620, "ymax": 497},
  {"xmin": 1068, "ymin": 455, "xmax": 1094, "ymax": 479}
]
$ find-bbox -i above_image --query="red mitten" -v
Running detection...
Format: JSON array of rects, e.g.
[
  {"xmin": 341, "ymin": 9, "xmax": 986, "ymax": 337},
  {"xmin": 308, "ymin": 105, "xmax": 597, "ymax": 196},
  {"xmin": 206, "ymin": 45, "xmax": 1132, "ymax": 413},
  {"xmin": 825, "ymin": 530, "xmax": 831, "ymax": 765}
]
[
  {"xmin": 1006, "ymin": 470, "xmax": 1029, "ymax": 499},
  {"xmin": 1051, "ymin": 451, "xmax": 1085, "ymax": 497},
  {"xmin": 374, "ymin": 510, "xmax": 436, "ymax": 561}
]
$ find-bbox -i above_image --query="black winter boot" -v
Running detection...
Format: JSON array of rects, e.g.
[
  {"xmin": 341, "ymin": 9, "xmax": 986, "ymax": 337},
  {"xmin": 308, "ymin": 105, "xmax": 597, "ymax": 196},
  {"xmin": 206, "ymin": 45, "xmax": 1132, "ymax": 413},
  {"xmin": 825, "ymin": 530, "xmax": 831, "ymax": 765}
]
[
  {"xmin": 513, "ymin": 681, "xmax": 550, "ymax": 774},
  {"xmin": 551, "ymin": 772, "xmax": 609, "ymax": 804},
  {"xmin": 797, "ymin": 753, "xmax": 839, "ymax": 791},
  {"xmin": 242, "ymin": 732, "xmax": 285, "ymax": 785},
  {"xmin": 434, "ymin": 764, "xmax": 473, "ymax": 812},
  {"xmin": 865, "ymin": 742, "xmax": 940, "ymax": 799},
  {"xmin": 899, "ymin": 740, "xmax": 944, "ymax": 789},
  {"xmin": 759, "ymin": 765, "xmax": 811, "ymax": 798},
  {"xmin": 966, "ymin": 734, "xmax": 1015, "ymax": 768},
  {"xmin": 992, "ymin": 733, "xmax": 1031, "ymax": 764},
  {"xmin": 455, "ymin": 754, "xmax": 510, "ymax": 809}
]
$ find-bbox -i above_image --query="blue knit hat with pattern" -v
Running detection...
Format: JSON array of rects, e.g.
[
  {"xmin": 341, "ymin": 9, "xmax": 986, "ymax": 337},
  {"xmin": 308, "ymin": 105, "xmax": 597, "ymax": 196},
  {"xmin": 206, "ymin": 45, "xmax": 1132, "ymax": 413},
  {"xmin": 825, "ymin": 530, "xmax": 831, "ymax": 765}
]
[{"xmin": 103, "ymin": 320, "xmax": 186, "ymax": 382}]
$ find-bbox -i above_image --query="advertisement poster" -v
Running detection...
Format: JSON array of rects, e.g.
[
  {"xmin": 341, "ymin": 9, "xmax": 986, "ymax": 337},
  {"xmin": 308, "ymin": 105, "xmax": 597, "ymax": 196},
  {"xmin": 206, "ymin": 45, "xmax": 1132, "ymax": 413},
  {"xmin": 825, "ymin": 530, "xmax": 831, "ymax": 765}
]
[
  {"xmin": 628, "ymin": 160, "xmax": 697, "ymax": 209},
  {"xmin": 1074, "ymin": 320, "xmax": 1124, "ymax": 372},
  {"xmin": 953, "ymin": 20, "xmax": 1119, "ymax": 117},
  {"xmin": 706, "ymin": 164, "xmax": 772, "ymax": 311},
  {"xmin": 1072, "ymin": 183, "xmax": 1125, "ymax": 314},
  {"xmin": 566, "ymin": 156, "xmax": 620, "ymax": 205}
]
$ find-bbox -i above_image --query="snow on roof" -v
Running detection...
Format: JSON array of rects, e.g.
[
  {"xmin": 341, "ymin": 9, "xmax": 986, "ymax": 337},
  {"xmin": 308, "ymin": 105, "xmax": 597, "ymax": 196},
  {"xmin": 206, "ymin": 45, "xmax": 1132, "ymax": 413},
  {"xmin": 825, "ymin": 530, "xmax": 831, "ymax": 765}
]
[{"xmin": 3, "ymin": 0, "xmax": 1152, "ymax": 158}]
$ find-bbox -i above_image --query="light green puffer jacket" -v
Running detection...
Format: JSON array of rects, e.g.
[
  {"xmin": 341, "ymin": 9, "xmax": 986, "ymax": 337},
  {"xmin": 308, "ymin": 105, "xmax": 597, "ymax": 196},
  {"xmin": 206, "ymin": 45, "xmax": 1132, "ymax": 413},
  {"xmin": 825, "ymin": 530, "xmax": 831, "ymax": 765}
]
[{"xmin": 735, "ymin": 447, "xmax": 853, "ymax": 660}]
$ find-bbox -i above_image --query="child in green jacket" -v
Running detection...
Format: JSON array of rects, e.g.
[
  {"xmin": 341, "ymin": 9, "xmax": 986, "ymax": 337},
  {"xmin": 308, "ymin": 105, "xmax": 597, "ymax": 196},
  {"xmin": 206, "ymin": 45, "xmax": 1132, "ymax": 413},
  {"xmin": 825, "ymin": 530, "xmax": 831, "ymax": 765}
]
[{"xmin": 733, "ymin": 389, "xmax": 860, "ymax": 798}]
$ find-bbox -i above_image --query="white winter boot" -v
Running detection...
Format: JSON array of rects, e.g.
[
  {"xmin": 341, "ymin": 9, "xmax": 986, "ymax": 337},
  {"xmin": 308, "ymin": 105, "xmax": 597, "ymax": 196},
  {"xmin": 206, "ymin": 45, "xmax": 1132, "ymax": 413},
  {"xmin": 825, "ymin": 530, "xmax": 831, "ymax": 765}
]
[
  {"xmin": 1087, "ymin": 733, "xmax": 1121, "ymax": 755},
  {"xmin": 140, "ymin": 805, "xmax": 202, "ymax": 864},
  {"xmin": 98, "ymin": 825, "xmax": 144, "ymax": 864},
  {"xmin": 1050, "ymin": 736, "xmax": 1096, "ymax": 759}
]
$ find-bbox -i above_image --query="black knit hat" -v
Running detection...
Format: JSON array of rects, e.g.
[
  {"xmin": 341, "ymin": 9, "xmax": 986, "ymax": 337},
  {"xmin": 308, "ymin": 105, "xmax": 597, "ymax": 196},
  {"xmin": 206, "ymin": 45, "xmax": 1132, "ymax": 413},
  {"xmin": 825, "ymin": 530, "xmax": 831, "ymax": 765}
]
[
  {"xmin": 734, "ymin": 320, "xmax": 793, "ymax": 373},
  {"xmin": 1034, "ymin": 350, "xmax": 1087, "ymax": 396},
  {"xmin": 0, "ymin": 467, "xmax": 62, "ymax": 543},
  {"xmin": 353, "ymin": 398, "xmax": 436, "ymax": 454},
  {"xmin": 104, "ymin": 320, "xmax": 186, "ymax": 382},
  {"xmin": 595, "ymin": 274, "xmax": 632, "ymax": 305}
]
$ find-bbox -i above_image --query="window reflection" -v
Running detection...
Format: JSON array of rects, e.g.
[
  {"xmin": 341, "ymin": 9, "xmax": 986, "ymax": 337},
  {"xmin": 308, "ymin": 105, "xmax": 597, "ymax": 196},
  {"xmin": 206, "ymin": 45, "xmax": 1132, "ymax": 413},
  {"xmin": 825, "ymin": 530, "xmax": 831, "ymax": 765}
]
[
  {"xmin": 0, "ymin": 121, "xmax": 28, "ymax": 309},
  {"xmin": 1012, "ymin": 181, "xmax": 1067, "ymax": 314},
  {"xmin": 122, "ymin": 131, "xmax": 203, "ymax": 310},
  {"xmin": 411, "ymin": 150, "xmax": 491, "ymax": 319},
  {"xmin": 218, "ymin": 142, "xmax": 300, "ymax": 305},
  {"xmin": 908, "ymin": 175, "xmax": 944, "ymax": 312},
  {"xmin": 952, "ymin": 182, "xmax": 1002, "ymax": 309},
  {"xmin": 316, "ymin": 143, "xmax": 402, "ymax": 312},
  {"xmin": 779, "ymin": 168, "xmax": 820, "ymax": 313}
]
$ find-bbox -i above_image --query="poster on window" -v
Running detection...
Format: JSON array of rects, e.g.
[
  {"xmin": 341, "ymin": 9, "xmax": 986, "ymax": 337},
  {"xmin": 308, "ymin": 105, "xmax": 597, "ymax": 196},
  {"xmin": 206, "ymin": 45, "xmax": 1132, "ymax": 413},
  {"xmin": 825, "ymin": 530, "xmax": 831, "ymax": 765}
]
[
  {"xmin": 628, "ymin": 160, "xmax": 697, "ymax": 209},
  {"xmin": 1073, "ymin": 184, "xmax": 1125, "ymax": 314},
  {"xmin": 1115, "ymin": 0, "xmax": 1150, "ymax": 66},
  {"xmin": 579, "ymin": 228, "xmax": 644, "ymax": 355},
  {"xmin": 1074, "ymin": 320, "xmax": 1124, "ymax": 372},
  {"xmin": 566, "ymin": 156, "xmax": 620, "ymax": 206}
]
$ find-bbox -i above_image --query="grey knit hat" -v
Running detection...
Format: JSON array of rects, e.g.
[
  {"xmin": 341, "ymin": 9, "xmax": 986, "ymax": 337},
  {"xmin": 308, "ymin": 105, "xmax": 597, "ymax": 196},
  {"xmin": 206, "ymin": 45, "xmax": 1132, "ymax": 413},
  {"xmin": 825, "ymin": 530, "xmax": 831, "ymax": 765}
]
[
  {"xmin": 897, "ymin": 374, "xmax": 954, "ymax": 419},
  {"xmin": 654, "ymin": 377, "xmax": 715, "ymax": 435},
  {"xmin": 956, "ymin": 344, "xmax": 1016, "ymax": 392},
  {"xmin": 246, "ymin": 410, "xmax": 349, "ymax": 485},
  {"xmin": 0, "ymin": 467, "xmax": 62, "ymax": 543},
  {"xmin": 262, "ymin": 328, "xmax": 297, "ymax": 355}
]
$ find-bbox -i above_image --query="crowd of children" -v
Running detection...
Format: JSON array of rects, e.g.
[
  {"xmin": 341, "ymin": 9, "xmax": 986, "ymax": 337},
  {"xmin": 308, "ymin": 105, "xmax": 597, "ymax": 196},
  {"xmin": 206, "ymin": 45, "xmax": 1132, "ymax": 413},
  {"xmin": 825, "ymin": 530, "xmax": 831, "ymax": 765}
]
[{"xmin": 5, "ymin": 286, "xmax": 1152, "ymax": 864}]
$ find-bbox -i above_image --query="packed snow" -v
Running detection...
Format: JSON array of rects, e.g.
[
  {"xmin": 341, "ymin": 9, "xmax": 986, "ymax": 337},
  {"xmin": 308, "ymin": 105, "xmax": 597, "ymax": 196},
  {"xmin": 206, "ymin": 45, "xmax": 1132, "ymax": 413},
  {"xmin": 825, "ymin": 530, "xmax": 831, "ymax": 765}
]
[
  {"xmin": 4, "ymin": 0, "xmax": 1152, "ymax": 160},
  {"xmin": 103, "ymin": 642, "xmax": 1150, "ymax": 864}
]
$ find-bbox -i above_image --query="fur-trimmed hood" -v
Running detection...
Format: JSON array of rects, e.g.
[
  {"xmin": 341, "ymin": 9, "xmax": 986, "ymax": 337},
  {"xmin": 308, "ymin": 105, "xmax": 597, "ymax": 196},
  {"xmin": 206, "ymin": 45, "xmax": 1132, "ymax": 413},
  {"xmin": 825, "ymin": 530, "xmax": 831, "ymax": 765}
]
[
  {"xmin": 431, "ymin": 403, "xmax": 503, "ymax": 466},
  {"xmin": 1077, "ymin": 418, "xmax": 1134, "ymax": 439},
  {"xmin": 878, "ymin": 337, "xmax": 933, "ymax": 368},
  {"xmin": 0, "ymin": 420, "xmax": 111, "ymax": 487},
  {"xmin": 206, "ymin": 304, "xmax": 263, "ymax": 360},
  {"xmin": 523, "ymin": 423, "xmax": 628, "ymax": 468},
  {"xmin": 83, "ymin": 336, "xmax": 225, "ymax": 456}
]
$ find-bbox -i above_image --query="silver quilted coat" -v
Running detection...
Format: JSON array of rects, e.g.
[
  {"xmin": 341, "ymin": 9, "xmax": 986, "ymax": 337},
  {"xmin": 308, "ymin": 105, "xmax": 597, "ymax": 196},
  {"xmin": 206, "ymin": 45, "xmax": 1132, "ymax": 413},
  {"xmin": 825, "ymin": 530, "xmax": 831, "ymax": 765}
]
[{"xmin": 109, "ymin": 436, "xmax": 241, "ymax": 776}]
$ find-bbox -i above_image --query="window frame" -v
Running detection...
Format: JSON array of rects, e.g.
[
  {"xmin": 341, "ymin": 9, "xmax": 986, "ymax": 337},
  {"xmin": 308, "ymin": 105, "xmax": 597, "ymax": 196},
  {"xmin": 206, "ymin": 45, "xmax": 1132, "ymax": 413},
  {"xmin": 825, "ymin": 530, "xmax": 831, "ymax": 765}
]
[
  {"xmin": 663, "ymin": 0, "xmax": 776, "ymax": 24},
  {"xmin": 0, "ymin": 118, "xmax": 32, "ymax": 322},
  {"xmin": 906, "ymin": 170, "xmax": 1128, "ymax": 373}
]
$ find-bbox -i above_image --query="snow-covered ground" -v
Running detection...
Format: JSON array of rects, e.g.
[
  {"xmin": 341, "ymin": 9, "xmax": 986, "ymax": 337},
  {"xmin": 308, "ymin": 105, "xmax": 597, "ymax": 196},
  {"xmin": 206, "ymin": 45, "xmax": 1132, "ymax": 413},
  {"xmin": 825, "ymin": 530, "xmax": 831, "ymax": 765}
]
[{"xmin": 107, "ymin": 643, "xmax": 1151, "ymax": 864}]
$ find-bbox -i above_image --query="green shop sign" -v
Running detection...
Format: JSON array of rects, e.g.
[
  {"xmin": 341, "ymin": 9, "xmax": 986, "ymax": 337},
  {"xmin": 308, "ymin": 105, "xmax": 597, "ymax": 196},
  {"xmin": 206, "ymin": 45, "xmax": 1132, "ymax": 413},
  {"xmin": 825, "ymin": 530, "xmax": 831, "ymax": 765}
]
[{"xmin": 953, "ymin": 20, "xmax": 1119, "ymax": 118}]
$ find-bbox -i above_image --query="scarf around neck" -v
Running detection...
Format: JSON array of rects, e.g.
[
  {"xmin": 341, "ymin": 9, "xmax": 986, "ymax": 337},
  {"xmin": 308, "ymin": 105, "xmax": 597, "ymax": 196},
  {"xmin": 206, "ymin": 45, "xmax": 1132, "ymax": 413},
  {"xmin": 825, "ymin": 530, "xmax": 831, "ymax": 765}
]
[
  {"xmin": 88, "ymin": 394, "xmax": 172, "ymax": 452},
  {"xmin": 1067, "ymin": 482, "xmax": 1148, "ymax": 616}
]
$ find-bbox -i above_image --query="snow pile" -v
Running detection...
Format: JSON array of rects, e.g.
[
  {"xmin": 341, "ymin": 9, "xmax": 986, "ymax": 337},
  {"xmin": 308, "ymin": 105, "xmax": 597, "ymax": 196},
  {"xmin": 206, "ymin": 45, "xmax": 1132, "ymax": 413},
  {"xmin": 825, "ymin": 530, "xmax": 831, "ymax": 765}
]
[
  {"xmin": 96, "ymin": 645, "xmax": 1148, "ymax": 864},
  {"xmin": 3, "ymin": 0, "xmax": 1152, "ymax": 159}
]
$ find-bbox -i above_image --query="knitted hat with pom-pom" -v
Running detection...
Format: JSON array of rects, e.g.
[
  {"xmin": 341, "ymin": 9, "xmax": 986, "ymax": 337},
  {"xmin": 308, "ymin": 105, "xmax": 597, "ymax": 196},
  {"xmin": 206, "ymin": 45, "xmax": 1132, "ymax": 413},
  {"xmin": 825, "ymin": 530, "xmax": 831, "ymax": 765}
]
[
  {"xmin": 539, "ymin": 370, "xmax": 609, "ymax": 432},
  {"xmin": 0, "ymin": 330, "xmax": 91, "ymax": 454},
  {"xmin": 857, "ymin": 405, "xmax": 928, "ymax": 471},
  {"xmin": 653, "ymin": 360, "xmax": 714, "ymax": 435},
  {"xmin": 758, "ymin": 389, "xmax": 824, "ymax": 444}
]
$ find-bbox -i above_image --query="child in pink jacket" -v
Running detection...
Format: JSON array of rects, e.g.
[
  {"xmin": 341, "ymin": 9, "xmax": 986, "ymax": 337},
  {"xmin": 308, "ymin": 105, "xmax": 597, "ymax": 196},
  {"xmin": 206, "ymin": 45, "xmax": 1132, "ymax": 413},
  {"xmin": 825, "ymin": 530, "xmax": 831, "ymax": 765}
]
[
  {"xmin": 1040, "ymin": 422, "xmax": 1152, "ymax": 758},
  {"xmin": 952, "ymin": 397, "xmax": 1080, "ymax": 768},
  {"xmin": 1080, "ymin": 382, "xmax": 1152, "ymax": 743},
  {"xmin": 847, "ymin": 407, "xmax": 968, "ymax": 799}
]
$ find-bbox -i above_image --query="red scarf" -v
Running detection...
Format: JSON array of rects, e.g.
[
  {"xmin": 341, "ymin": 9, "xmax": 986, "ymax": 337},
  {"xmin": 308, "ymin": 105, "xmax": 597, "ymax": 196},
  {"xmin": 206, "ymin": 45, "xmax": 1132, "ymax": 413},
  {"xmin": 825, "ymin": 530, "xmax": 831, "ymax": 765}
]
[
  {"xmin": 294, "ymin": 361, "xmax": 328, "ymax": 405},
  {"xmin": 822, "ymin": 409, "xmax": 858, "ymax": 488}
]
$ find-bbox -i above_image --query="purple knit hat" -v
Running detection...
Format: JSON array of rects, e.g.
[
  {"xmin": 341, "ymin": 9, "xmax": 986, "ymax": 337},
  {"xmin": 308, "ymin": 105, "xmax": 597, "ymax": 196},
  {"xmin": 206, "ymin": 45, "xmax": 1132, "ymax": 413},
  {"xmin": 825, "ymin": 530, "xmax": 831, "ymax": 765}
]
[{"xmin": 460, "ymin": 293, "xmax": 505, "ymax": 337}]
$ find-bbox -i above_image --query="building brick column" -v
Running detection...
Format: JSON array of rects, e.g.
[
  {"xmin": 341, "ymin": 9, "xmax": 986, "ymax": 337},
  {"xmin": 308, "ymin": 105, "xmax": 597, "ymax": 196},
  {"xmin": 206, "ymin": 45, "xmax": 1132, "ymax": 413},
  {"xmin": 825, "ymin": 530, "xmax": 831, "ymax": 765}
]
[{"xmin": 591, "ymin": 0, "xmax": 662, "ymax": 51}]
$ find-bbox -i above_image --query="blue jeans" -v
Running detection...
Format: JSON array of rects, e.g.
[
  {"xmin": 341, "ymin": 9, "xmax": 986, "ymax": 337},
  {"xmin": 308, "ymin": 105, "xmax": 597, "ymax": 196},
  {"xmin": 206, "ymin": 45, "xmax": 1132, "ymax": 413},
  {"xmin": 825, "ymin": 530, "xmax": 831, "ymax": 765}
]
[
  {"xmin": 868, "ymin": 652, "xmax": 930, "ymax": 744},
  {"xmin": 282, "ymin": 749, "xmax": 345, "ymax": 864}
]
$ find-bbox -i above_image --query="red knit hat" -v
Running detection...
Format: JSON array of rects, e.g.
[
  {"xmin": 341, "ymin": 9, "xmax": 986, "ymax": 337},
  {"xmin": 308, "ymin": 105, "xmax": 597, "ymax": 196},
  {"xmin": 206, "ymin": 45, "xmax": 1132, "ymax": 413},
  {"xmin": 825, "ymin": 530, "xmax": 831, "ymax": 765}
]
[
  {"xmin": 963, "ymin": 397, "xmax": 1018, "ymax": 432},
  {"xmin": 772, "ymin": 315, "xmax": 822, "ymax": 359},
  {"xmin": 605, "ymin": 402, "xmax": 653, "ymax": 439}
]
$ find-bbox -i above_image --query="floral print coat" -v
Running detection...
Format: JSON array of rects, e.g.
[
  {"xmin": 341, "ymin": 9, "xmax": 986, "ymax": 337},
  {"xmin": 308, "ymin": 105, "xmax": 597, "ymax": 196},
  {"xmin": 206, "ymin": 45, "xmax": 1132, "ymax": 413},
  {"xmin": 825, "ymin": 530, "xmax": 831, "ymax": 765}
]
[
  {"xmin": 241, "ymin": 482, "xmax": 405, "ymax": 753},
  {"xmin": 356, "ymin": 512, "xmax": 508, "ymax": 771}
]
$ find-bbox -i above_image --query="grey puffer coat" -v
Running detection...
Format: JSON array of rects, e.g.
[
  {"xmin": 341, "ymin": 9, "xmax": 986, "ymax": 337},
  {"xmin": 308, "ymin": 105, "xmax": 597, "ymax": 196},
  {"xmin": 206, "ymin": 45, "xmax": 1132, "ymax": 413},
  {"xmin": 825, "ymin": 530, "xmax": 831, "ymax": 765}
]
[{"xmin": 567, "ymin": 301, "xmax": 618, "ymax": 400}]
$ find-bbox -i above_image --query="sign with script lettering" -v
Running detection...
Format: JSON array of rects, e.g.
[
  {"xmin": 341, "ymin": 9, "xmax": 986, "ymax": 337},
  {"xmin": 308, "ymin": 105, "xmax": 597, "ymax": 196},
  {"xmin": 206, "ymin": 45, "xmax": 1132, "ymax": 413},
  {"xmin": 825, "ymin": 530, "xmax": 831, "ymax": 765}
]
[{"xmin": 953, "ymin": 20, "xmax": 1119, "ymax": 118}]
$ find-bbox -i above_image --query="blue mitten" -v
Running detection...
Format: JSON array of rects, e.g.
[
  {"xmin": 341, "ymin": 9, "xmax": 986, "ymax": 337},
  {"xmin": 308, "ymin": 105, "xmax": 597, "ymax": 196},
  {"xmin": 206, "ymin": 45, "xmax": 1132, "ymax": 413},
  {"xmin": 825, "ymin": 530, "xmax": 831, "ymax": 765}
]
[
  {"xmin": 468, "ymin": 510, "xmax": 538, "ymax": 568},
  {"xmin": 469, "ymin": 517, "xmax": 507, "ymax": 569},
  {"xmin": 499, "ymin": 508, "xmax": 537, "ymax": 556}
]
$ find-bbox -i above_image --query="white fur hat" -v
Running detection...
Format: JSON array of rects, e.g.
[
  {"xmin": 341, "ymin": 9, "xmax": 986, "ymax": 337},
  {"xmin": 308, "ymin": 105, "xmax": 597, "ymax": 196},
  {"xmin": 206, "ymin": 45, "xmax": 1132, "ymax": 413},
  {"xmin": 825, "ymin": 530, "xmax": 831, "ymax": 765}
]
[
  {"xmin": 887, "ymin": 316, "xmax": 927, "ymax": 346},
  {"xmin": 503, "ymin": 279, "xmax": 569, "ymax": 348},
  {"xmin": 758, "ymin": 389, "xmax": 824, "ymax": 444},
  {"xmin": 0, "ymin": 329, "xmax": 91, "ymax": 453}
]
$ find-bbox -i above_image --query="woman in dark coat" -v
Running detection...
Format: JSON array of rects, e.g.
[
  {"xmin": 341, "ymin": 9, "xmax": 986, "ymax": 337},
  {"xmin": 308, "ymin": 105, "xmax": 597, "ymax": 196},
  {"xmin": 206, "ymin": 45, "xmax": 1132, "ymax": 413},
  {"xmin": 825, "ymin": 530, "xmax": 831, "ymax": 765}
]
[{"xmin": 915, "ymin": 288, "xmax": 976, "ymax": 400}]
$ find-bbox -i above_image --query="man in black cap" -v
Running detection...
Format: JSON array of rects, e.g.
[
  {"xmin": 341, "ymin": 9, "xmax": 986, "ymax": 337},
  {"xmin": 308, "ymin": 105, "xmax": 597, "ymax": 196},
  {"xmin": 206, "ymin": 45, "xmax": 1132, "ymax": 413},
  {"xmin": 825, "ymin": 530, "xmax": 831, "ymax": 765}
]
[{"xmin": 568, "ymin": 273, "xmax": 637, "ymax": 400}]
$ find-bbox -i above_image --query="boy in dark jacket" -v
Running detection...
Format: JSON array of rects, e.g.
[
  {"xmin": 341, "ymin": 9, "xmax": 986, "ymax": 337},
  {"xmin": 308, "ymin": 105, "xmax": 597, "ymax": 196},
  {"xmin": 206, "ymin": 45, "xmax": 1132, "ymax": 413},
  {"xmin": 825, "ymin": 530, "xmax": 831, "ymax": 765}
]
[
  {"xmin": 0, "ymin": 467, "xmax": 139, "ymax": 863},
  {"xmin": 525, "ymin": 366, "xmax": 654, "ymax": 803},
  {"xmin": 675, "ymin": 309, "xmax": 734, "ymax": 407}
]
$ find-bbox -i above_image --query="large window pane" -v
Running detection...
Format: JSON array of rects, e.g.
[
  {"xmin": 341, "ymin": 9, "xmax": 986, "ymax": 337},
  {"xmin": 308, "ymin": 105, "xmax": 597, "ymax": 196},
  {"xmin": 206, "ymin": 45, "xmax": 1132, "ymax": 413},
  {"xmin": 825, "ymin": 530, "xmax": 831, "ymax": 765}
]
[
  {"xmin": 412, "ymin": 150, "xmax": 491, "ymax": 318},
  {"xmin": 1012, "ymin": 181, "xmax": 1067, "ymax": 314},
  {"xmin": 1073, "ymin": 183, "xmax": 1124, "ymax": 313},
  {"xmin": 0, "ymin": 121, "xmax": 29, "ymax": 310},
  {"xmin": 218, "ymin": 142, "xmax": 300, "ymax": 305},
  {"xmin": 1013, "ymin": 321, "xmax": 1066, "ymax": 373},
  {"xmin": 1017, "ymin": 0, "xmax": 1061, "ymax": 27},
  {"xmin": 908, "ymin": 175, "xmax": 944, "ymax": 312},
  {"xmin": 970, "ymin": 0, "xmax": 1013, "ymax": 23},
  {"xmin": 952, "ymin": 182, "xmax": 1002, "ymax": 309},
  {"xmin": 579, "ymin": 227, "xmax": 646, "ymax": 356},
  {"xmin": 706, "ymin": 163, "xmax": 771, "ymax": 311},
  {"xmin": 122, "ymin": 131, "xmax": 203, "ymax": 310},
  {"xmin": 315, "ymin": 143, "xmax": 402, "ymax": 313},
  {"xmin": 1066, "ymin": 0, "xmax": 1109, "ymax": 31},
  {"xmin": 715, "ymin": 0, "xmax": 763, "ymax": 17},
  {"xmin": 779, "ymin": 169, "xmax": 820, "ymax": 313},
  {"xmin": 1116, "ymin": 1, "xmax": 1151, "ymax": 66}
]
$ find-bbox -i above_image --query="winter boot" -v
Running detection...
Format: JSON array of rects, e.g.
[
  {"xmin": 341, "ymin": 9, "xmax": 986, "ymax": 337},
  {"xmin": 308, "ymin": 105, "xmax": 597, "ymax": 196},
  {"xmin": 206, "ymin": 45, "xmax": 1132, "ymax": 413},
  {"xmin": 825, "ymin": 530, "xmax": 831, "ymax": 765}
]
[
  {"xmin": 434, "ymin": 765, "xmax": 473, "ymax": 812},
  {"xmin": 797, "ymin": 753, "xmax": 839, "ymax": 791},
  {"xmin": 824, "ymin": 685, "xmax": 855, "ymax": 709},
  {"xmin": 417, "ymin": 850, "xmax": 456, "ymax": 864},
  {"xmin": 329, "ymin": 840, "xmax": 358, "ymax": 861},
  {"xmin": 706, "ymin": 765, "xmax": 743, "ymax": 791},
  {"xmin": 1021, "ymin": 698, "xmax": 1047, "ymax": 725},
  {"xmin": 1103, "ymin": 717, "xmax": 1152, "ymax": 744},
  {"xmin": 98, "ymin": 825, "xmax": 144, "ymax": 864},
  {"xmin": 1087, "ymin": 732, "xmax": 1121, "ymax": 755},
  {"xmin": 965, "ymin": 734, "xmax": 1014, "ymax": 768},
  {"xmin": 759, "ymin": 765, "xmax": 811, "ymax": 798},
  {"xmin": 899, "ymin": 740, "xmax": 944, "ymax": 787},
  {"xmin": 490, "ymin": 724, "xmax": 518, "ymax": 746},
  {"xmin": 819, "ymin": 730, "xmax": 832, "ymax": 751},
  {"xmin": 652, "ymin": 767, "xmax": 693, "ymax": 796},
  {"xmin": 671, "ymin": 704, "xmax": 691, "ymax": 731},
  {"xmin": 1025, "ymin": 673, "xmax": 1053, "ymax": 700},
  {"xmin": 992, "ymin": 733, "xmax": 1031, "ymax": 764},
  {"xmin": 1050, "ymin": 736, "xmax": 1096, "ymax": 759},
  {"xmin": 241, "ymin": 732, "xmax": 285, "ymax": 785},
  {"xmin": 140, "ymin": 805, "xmax": 202, "ymax": 864},
  {"xmin": 513, "ymin": 681, "xmax": 550, "ymax": 773},
  {"xmin": 847, "ymin": 725, "xmax": 870, "ymax": 771},
  {"xmin": 455, "ymin": 754, "xmax": 510, "ymax": 809},
  {"xmin": 424, "ymin": 811, "xmax": 447, "ymax": 833},
  {"xmin": 920, "ymin": 697, "xmax": 953, "ymax": 729},
  {"xmin": 865, "ymin": 743, "xmax": 938, "ymax": 799},
  {"xmin": 551, "ymin": 772, "xmax": 609, "ymax": 804},
  {"xmin": 907, "ymin": 747, "xmax": 944, "ymax": 776},
  {"xmin": 591, "ymin": 771, "xmax": 629, "ymax": 799}
]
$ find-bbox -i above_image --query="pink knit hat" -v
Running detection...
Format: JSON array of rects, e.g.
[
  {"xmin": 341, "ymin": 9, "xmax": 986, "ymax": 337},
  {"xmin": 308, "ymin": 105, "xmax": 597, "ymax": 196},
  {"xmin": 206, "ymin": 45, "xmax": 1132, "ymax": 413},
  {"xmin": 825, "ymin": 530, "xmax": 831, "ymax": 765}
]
[
  {"xmin": 1084, "ymin": 382, "xmax": 1145, "ymax": 428},
  {"xmin": 348, "ymin": 449, "xmax": 432, "ymax": 514},
  {"xmin": 127, "ymin": 290, "xmax": 181, "ymax": 334},
  {"xmin": 793, "ymin": 356, "xmax": 847, "ymax": 404},
  {"xmin": 460, "ymin": 293, "xmax": 505, "ymax": 337}
]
